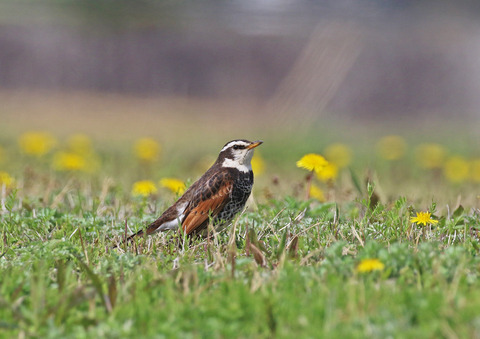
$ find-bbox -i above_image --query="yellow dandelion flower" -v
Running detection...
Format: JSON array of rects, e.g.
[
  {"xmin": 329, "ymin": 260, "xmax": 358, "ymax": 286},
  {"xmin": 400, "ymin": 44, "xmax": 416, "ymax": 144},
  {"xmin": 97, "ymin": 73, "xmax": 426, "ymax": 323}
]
[
  {"xmin": 414, "ymin": 143, "xmax": 446, "ymax": 169},
  {"xmin": 0, "ymin": 171, "xmax": 14, "ymax": 188},
  {"xmin": 296, "ymin": 153, "xmax": 328, "ymax": 173},
  {"xmin": 132, "ymin": 180, "xmax": 157, "ymax": 197},
  {"xmin": 410, "ymin": 211, "xmax": 439, "ymax": 226},
  {"xmin": 376, "ymin": 135, "xmax": 406, "ymax": 161},
  {"xmin": 309, "ymin": 184, "xmax": 325, "ymax": 202},
  {"xmin": 159, "ymin": 178, "xmax": 186, "ymax": 195},
  {"xmin": 68, "ymin": 134, "xmax": 94, "ymax": 155},
  {"xmin": 19, "ymin": 131, "xmax": 57, "ymax": 157},
  {"xmin": 356, "ymin": 258, "xmax": 385, "ymax": 273},
  {"xmin": 324, "ymin": 143, "xmax": 352, "ymax": 168},
  {"xmin": 470, "ymin": 159, "xmax": 480, "ymax": 183},
  {"xmin": 316, "ymin": 162, "xmax": 338, "ymax": 182},
  {"xmin": 134, "ymin": 138, "xmax": 161, "ymax": 163},
  {"xmin": 53, "ymin": 152, "xmax": 87, "ymax": 171},
  {"xmin": 251, "ymin": 153, "xmax": 265, "ymax": 176},
  {"xmin": 444, "ymin": 156, "xmax": 469, "ymax": 183}
]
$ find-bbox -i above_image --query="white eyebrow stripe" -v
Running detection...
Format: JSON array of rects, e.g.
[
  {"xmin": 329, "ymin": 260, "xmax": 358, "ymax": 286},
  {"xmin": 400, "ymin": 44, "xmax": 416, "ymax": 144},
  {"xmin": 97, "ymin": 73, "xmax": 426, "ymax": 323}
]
[{"xmin": 220, "ymin": 141, "xmax": 250, "ymax": 152}]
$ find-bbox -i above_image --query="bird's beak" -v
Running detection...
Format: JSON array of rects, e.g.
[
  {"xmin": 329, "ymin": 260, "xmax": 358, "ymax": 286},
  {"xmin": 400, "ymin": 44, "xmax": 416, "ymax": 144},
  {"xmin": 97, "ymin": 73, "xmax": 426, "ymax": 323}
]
[{"xmin": 247, "ymin": 140, "xmax": 263, "ymax": 149}]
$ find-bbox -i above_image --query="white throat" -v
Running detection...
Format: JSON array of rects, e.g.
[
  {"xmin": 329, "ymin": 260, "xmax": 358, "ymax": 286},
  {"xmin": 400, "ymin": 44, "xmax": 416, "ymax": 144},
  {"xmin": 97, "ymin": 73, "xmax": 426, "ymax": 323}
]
[
  {"xmin": 222, "ymin": 151, "xmax": 253, "ymax": 173},
  {"xmin": 222, "ymin": 158, "xmax": 251, "ymax": 173}
]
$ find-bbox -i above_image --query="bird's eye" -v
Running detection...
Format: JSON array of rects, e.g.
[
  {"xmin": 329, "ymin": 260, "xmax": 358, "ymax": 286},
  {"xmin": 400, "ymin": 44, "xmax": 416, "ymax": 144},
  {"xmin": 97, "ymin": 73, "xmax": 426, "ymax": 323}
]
[{"xmin": 233, "ymin": 145, "xmax": 240, "ymax": 150}]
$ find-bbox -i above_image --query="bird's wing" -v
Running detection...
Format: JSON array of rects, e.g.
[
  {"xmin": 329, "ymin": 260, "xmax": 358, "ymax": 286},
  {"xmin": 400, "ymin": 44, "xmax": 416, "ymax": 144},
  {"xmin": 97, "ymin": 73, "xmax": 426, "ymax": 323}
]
[{"xmin": 182, "ymin": 171, "xmax": 233, "ymax": 235}]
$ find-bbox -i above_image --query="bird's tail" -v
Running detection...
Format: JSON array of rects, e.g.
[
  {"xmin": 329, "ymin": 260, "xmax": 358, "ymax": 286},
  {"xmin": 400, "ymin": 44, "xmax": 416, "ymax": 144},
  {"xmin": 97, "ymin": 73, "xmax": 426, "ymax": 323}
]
[
  {"xmin": 115, "ymin": 217, "xmax": 170, "ymax": 248},
  {"xmin": 125, "ymin": 228, "xmax": 144, "ymax": 243},
  {"xmin": 119, "ymin": 220, "xmax": 160, "ymax": 247},
  {"xmin": 112, "ymin": 228, "xmax": 145, "ymax": 249}
]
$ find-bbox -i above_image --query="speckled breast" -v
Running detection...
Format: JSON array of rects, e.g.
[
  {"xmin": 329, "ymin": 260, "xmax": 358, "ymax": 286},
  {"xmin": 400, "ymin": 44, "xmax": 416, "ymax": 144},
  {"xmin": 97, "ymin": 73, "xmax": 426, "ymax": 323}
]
[{"xmin": 215, "ymin": 171, "xmax": 253, "ymax": 225}]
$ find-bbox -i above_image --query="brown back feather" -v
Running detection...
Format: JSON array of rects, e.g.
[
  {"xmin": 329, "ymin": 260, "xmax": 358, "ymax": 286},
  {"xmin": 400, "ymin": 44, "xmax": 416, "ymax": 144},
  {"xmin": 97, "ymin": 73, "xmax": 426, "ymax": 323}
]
[{"xmin": 182, "ymin": 171, "xmax": 233, "ymax": 235}]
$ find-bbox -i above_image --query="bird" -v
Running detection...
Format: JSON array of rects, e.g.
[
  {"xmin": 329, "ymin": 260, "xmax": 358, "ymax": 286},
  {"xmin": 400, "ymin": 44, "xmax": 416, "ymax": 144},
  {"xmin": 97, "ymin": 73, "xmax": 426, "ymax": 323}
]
[{"xmin": 126, "ymin": 139, "xmax": 263, "ymax": 242}]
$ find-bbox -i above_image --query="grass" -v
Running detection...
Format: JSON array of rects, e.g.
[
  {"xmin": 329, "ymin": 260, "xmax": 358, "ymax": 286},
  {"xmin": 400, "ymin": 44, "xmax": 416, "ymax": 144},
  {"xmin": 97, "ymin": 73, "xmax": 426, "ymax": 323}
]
[
  {"xmin": 1, "ymin": 188, "xmax": 480, "ymax": 338},
  {"xmin": 1, "ymin": 94, "xmax": 480, "ymax": 338}
]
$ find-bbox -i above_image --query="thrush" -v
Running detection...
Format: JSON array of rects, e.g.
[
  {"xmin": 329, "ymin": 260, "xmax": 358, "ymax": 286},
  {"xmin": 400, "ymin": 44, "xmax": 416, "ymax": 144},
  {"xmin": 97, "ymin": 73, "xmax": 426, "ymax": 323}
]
[{"xmin": 127, "ymin": 139, "xmax": 263, "ymax": 241}]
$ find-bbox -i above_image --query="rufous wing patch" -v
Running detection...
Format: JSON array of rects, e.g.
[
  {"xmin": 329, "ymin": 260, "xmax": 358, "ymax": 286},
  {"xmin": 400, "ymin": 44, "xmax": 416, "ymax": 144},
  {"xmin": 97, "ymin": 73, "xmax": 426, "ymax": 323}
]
[{"xmin": 182, "ymin": 179, "xmax": 233, "ymax": 235}]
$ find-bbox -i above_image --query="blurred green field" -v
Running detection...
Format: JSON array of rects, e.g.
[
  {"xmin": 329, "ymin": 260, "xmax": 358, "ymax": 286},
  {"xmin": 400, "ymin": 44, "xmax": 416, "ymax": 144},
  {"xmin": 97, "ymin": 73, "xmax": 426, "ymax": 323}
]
[
  {"xmin": 2, "ymin": 91, "xmax": 480, "ymax": 206},
  {"xmin": 1, "ymin": 92, "xmax": 480, "ymax": 338}
]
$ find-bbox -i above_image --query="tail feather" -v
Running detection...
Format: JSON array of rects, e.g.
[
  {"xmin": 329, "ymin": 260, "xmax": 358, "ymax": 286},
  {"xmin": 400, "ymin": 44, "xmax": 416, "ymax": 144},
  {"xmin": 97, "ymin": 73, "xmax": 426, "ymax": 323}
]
[
  {"xmin": 125, "ymin": 228, "xmax": 145, "ymax": 243},
  {"xmin": 121, "ymin": 219, "xmax": 161, "ymax": 245},
  {"xmin": 117, "ymin": 212, "xmax": 180, "ymax": 248}
]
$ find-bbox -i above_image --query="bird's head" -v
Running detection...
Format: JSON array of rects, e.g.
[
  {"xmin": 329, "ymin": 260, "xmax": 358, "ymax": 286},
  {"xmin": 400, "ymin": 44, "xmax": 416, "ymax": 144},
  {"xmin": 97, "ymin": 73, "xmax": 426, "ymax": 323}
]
[{"xmin": 217, "ymin": 139, "xmax": 263, "ymax": 172}]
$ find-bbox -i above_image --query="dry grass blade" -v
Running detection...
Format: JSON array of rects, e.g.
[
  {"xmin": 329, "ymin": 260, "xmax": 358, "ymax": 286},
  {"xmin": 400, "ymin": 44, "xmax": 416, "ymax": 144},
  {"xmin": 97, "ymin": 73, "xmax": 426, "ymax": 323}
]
[
  {"xmin": 228, "ymin": 220, "xmax": 238, "ymax": 278},
  {"xmin": 258, "ymin": 207, "xmax": 286, "ymax": 241},
  {"xmin": 287, "ymin": 235, "xmax": 299, "ymax": 258},
  {"xmin": 351, "ymin": 225, "xmax": 364, "ymax": 247},
  {"xmin": 50, "ymin": 178, "xmax": 74, "ymax": 209},
  {"xmin": 78, "ymin": 229, "xmax": 89, "ymax": 265},
  {"xmin": 108, "ymin": 273, "xmax": 117, "ymax": 309},
  {"xmin": 249, "ymin": 242, "xmax": 267, "ymax": 268}
]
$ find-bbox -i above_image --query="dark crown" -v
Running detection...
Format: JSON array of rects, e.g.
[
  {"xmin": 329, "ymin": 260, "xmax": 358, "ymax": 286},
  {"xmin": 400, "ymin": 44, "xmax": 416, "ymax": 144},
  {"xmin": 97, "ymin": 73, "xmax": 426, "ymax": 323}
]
[{"xmin": 216, "ymin": 140, "xmax": 252, "ymax": 161}]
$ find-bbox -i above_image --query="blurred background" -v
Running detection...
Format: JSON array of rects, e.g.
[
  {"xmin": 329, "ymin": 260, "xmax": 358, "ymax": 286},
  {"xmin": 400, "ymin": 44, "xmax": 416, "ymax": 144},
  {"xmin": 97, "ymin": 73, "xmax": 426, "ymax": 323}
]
[
  {"xmin": 1, "ymin": 0, "xmax": 480, "ymax": 204},
  {"xmin": 2, "ymin": 1, "xmax": 480, "ymax": 126}
]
